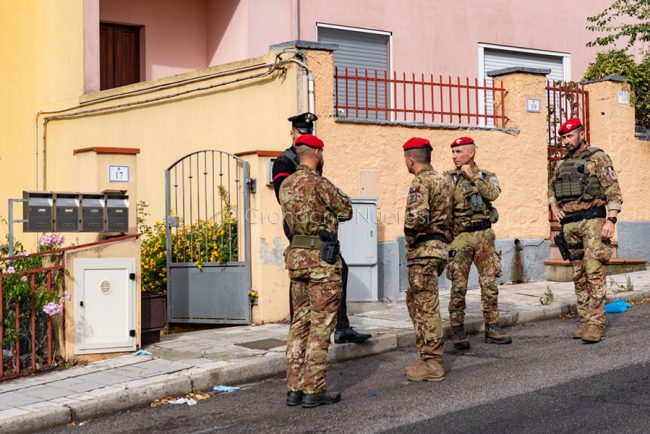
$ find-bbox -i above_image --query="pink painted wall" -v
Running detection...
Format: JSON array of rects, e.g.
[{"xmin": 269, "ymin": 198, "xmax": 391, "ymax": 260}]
[
  {"xmin": 297, "ymin": 0, "xmax": 615, "ymax": 81},
  {"xmin": 206, "ymin": 0, "xmax": 292, "ymax": 67},
  {"xmin": 100, "ymin": 0, "xmax": 208, "ymax": 81}
]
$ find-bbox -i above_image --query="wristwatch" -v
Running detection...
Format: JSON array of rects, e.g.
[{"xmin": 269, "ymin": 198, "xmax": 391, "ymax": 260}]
[{"xmin": 607, "ymin": 216, "xmax": 618, "ymax": 224}]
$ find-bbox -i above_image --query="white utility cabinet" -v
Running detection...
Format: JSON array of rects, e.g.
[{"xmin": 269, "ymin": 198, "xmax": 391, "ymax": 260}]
[
  {"xmin": 339, "ymin": 197, "xmax": 378, "ymax": 301},
  {"xmin": 74, "ymin": 258, "xmax": 136, "ymax": 354}
]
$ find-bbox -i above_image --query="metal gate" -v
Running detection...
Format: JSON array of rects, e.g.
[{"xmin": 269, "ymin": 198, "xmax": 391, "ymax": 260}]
[
  {"xmin": 165, "ymin": 150, "xmax": 252, "ymax": 324},
  {"xmin": 546, "ymin": 80, "xmax": 590, "ymax": 177}
]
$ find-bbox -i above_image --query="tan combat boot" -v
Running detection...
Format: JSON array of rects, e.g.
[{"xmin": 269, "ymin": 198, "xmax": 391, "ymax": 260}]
[
  {"xmin": 404, "ymin": 359, "xmax": 445, "ymax": 382},
  {"xmin": 581, "ymin": 324, "xmax": 604, "ymax": 343},
  {"xmin": 572, "ymin": 321, "xmax": 589, "ymax": 339},
  {"xmin": 451, "ymin": 326, "xmax": 470, "ymax": 350},
  {"xmin": 484, "ymin": 324, "xmax": 513, "ymax": 344}
]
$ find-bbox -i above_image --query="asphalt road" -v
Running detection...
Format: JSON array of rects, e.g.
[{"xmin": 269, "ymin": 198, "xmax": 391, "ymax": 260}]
[{"xmin": 44, "ymin": 303, "xmax": 650, "ymax": 434}]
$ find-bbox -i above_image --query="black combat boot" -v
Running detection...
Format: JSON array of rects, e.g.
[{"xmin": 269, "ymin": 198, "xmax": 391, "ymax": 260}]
[
  {"xmin": 302, "ymin": 391, "xmax": 342, "ymax": 408},
  {"xmin": 286, "ymin": 391, "xmax": 303, "ymax": 406},
  {"xmin": 451, "ymin": 325, "xmax": 470, "ymax": 350},
  {"xmin": 334, "ymin": 327, "xmax": 371, "ymax": 344},
  {"xmin": 484, "ymin": 324, "xmax": 512, "ymax": 344}
]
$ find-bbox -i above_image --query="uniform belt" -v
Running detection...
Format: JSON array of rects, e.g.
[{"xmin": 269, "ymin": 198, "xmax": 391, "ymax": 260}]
[
  {"xmin": 290, "ymin": 235, "xmax": 322, "ymax": 249},
  {"xmin": 415, "ymin": 233, "xmax": 450, "ymax": 245},
  {"xmin": 560, "ymin": 206, "xmax": 606, "ymax": 225},
  {"xmin": 461, "ymin": 220, "xmax": 491, "ymax": 233}
]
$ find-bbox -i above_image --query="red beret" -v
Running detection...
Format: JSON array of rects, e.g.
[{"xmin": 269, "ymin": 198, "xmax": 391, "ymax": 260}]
[
  {"xmin": 451, "ymin": 136, "xmax": 475, "ymax": 147},
  {"xmin": 295, "ymin": 134, "xmax": 324, "ymax": 149},
  {"xmin": 558, "ymin": 118, "xmax": 582, "ymax": 135},
  {"xmin": 403, "ymin": 137, "xmax": 432, "ymax": 150}
]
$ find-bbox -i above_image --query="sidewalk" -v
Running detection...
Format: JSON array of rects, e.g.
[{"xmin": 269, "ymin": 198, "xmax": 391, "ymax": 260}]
[{"xmin": 2, "ymin": 270, "xmax": 650, "ymax": 433}]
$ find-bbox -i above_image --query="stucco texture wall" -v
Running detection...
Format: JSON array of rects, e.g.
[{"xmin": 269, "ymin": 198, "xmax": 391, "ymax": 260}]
[
  {"xmin": 585, "ymin": 80, "xmax": 650, "ymax": 222},
  {"xmin": 305, "ymin": 50, "xmax": 551, "ymax": 242}
]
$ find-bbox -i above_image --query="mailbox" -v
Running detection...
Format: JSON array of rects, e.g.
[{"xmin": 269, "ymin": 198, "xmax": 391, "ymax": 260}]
[
  {"xmin": 23, "ymin": 192, "xmax": 53, "ymax": 232},
  {"xmin": 81, "ymin": 194, "xmax": 104, "ymax": 232},
  {"xmin": 105, "ymin": 191, "xmax": 129, "ymax": 232},
  {"xmin": 54, "ymin": 193, "xmax": 80, "ymax": 232}
]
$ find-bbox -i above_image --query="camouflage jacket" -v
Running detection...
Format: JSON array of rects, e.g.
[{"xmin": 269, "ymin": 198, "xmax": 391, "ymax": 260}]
[
  {"xmin": 548, "ymin": 145, "xmax": 623, "ymax": 213},
  {"xmin": 404, "ymin": 166, "xmax": 453, "ymax": 261},
  {"xmin": 279, "ymin": 165, "xmax": 353, "ymax": 269},
  {"xmin": 444, "ymin": 163, "xmax": 500, "ymax": 237}
]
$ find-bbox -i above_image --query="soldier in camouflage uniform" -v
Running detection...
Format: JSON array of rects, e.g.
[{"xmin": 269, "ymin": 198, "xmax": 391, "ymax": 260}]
[
  {"xmin": 279, "ymin": 134, "xmax": 353, "ymax": 408},
  {"xmin": 445, "ymin": 136, "xmax": 512, "ymax": 349},
  {"xmin": 402, "ymin": 137, "xmax": 453, "ymax": 382},
  {"xmin": 549, "ymin": 118, "xmax": 622, "ymax": 344}
]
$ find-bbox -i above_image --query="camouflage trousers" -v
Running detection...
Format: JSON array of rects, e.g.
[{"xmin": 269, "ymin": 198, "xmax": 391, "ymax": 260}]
[
  {"xmin": 447, "ymin": 228, "xmax": 501, "ymax": 328},
  {"xmin": 407, "ymin": 258, "xmax": 445, "ymax": 361},
  {"xmin": 563, "ymin": 218, "xmax": 612, "ymax": 328},
  {"xmin": 286, "ymin": 266, "xmax": 342, "ymax": 394}
]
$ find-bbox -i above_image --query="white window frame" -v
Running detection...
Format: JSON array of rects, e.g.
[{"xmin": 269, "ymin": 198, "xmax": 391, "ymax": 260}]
[
  {"xmin": 477, "ymin": 43, "xmax": 571, "ymax": 126},
  {"xmin": 317, "ymin": 23, "xmax": 394, "ymax": 120}
]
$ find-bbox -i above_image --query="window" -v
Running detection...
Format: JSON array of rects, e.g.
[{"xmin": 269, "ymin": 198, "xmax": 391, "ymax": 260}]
[
  {"xmin": 100, "ymin": 23, "xmax": 141, "ymax": 90},
  {"xmin": 318, "ymin": 24, "xmax": 391, "ymax": 120}
]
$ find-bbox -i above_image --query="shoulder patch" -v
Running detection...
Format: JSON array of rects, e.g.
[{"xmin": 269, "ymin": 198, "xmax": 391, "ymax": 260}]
[{"xmin": 409, "ymin": 186, "xmax": 421, "ymax": 194}]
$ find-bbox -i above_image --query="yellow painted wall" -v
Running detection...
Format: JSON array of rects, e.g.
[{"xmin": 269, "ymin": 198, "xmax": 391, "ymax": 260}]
[
  {"xmin": 585, "ymin": 80, "xmax": 650, "ymax": 221},
  {"xmin": 0, "ymin": 0, "xmax": 86, "ymax": 248},
  {"xmin": 306, "ymin": 50, "xmax": 551, "ymax": 242},
  {"xmin": 43, "ymin": 53, "xmax": 298, "ymax": 324}
]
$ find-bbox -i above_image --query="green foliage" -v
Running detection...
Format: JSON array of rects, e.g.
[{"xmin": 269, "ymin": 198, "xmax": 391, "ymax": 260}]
[
  {"xmin": 539, "ymin": 286, "xmax": 555, "ymax": 305},
  {"xmin": 138, "ymin": 193, "xmax": 238, "ymax": 294},
  {"xmin": 1, "ymin": 237, "xmax": 65, "ymax": 373},
  {"xmin": 583, "ymin": 49, "xmax": 650, "ymax": 128},
  {"xmin": 587, "ymin": 0, "xmax": 650, "ymax": 49}
]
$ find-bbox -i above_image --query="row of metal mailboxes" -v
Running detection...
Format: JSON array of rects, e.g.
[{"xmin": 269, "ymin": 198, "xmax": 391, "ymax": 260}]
[{"xmin": 22, "ymin": 191, "xmax": 129, "ymax": 233}]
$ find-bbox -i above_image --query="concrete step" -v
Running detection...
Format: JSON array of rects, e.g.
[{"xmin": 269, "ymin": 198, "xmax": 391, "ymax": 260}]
[{"xmin": 544, "ymin": 258, "xmax": 647, "ymax": 282}]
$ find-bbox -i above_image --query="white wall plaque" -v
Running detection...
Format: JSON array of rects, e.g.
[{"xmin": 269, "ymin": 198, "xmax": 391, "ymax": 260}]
[
  {"xmin": 108, "ymin": 165, "xmax": 129, "ymax": 182},
  {"xmin": 526, "ymin": 98, "xmax": 541, "ymax": 113},
  {"xmin": 617, "ymin": 90, "xmax": 629, "ymax": 105}
]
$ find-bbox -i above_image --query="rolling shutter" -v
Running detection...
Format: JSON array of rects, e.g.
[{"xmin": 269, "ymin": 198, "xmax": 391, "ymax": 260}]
[
  {"xmin": 484, "ymin": 48, "xmax": 565, "ymax": 126},
  {"xmin": 318, "ymin": 27, "xmax": 390, "ymax": 120}
]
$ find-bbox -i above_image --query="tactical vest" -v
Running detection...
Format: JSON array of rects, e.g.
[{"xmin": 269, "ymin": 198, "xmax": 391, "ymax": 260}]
[
  {"xmin": 451, "ymin": 171, "xmax": 499, "ymax": 223},
  {"xmin": 554, "ymin": 148, "xmax": 606, "ymax": 204}
]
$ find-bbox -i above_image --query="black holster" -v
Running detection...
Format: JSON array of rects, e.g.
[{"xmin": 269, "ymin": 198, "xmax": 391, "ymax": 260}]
[{"xmin": 319, "ymin": 229, "xmax": 339, "ymax": 264}]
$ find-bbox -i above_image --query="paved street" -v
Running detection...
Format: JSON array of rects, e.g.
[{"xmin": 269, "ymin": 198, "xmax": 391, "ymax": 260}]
[{"xmin": 44, "ymin": 303, "xmax": 650, "ymax": 434}]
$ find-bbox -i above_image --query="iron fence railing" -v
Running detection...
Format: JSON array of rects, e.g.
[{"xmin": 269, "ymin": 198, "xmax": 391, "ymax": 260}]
[{"xmin": 334, "ymin": 67, "xmax": 507, "ymax": 127}]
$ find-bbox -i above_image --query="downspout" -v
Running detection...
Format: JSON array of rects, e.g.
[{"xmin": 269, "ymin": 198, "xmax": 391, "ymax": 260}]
[{"xmin": 292, "ymin": 0, "xmax": 300, "ymax": 41}]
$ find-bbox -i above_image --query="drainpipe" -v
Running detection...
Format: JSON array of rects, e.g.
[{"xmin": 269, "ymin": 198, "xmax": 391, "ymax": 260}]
[{"xmin": 292, "ymin": 0, "xmax": 300, "ymax": 40}]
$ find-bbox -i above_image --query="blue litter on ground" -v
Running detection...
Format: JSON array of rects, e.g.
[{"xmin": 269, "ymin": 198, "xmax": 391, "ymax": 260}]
[
  {"xmin": 605, "ymin": 299, "xmax": 632, "ymax": 313},
  {"xmin": 133, "ymin": 349, "xmax": 152, "ymax": 356},
  {"xmin": 371, "ymin": 391, "xmax": 378, "ymax": 397},
  {"xmin": 213, "ymin": 385, "xmax": 240, "ymax": 393},
  {"xmin": 338, "ymin": 371, "xmax": 344, "ymax": 376}
]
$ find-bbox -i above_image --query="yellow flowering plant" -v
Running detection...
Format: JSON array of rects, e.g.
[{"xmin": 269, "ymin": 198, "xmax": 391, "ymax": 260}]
[{"xmin": 138, "ymin": 199, "xmax": 238, "ymax": 294}]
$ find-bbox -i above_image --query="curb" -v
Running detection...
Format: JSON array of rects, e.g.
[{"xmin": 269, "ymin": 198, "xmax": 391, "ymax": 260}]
[{"xmin": 3, "ymin": 288, "xmax": 649, "ymax": 432}]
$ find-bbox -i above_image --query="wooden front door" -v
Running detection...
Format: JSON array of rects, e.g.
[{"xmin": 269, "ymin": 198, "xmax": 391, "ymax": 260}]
[{"xmin": 100, "ymin": 23, "xmax": 141, "ymax": 90}]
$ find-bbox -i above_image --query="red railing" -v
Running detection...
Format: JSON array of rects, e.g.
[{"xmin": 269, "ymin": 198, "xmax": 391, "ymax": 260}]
[
  {"xmin": 0, "ymin": 250, "xmax": 65, "ymax": 381},
  {"xmin": 546, "ymin": 80, "xmax": 590, "ymax": 175},
  {"xmin": 334, "ymin": 67, "xmax": 507, "ymax": 127}
]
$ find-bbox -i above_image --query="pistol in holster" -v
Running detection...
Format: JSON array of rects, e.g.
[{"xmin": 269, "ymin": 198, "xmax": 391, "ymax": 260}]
[
  {"xmin": 318, "ymin": 229, "xmax": 340, "ymax": 265},
  {"xmin": 554, "ymin": 229, "xmax": 584, "ymax": 261}
]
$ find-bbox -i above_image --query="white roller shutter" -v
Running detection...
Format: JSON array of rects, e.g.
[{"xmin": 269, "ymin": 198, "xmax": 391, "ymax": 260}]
[
  {"xmin": 483, "ymin": 48, "xmax": 566, "ymax": 126},
  {"xmin": 318, "ymin": 26, "xmax": 390, "ymax": 120}
]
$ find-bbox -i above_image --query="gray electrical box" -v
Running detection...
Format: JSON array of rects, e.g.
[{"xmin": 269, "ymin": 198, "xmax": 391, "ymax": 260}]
[
  {"xmin": 105, "ymin": 191, "xmax": 129, "ymax": 232},
  {"xmin": 81, "ymin": 194, "xmax": 104, "ymax": 232},
  {"xmin": 54, "ymin": 193, "xmax": 80, "ymax": 232},
  {"xmin": 23, "ymin": 192, "xmax": 53, "ymax": 232}
]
